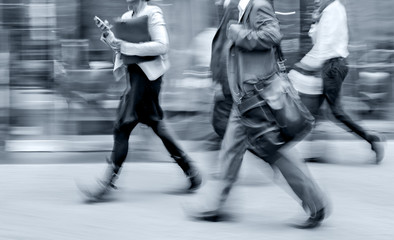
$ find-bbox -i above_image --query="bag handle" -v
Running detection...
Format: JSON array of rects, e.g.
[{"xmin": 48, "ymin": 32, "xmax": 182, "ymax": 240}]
[
  {"xmin": 264, "ymin": 0, "xmax": 286, "ymax": 73},
  {"xmin": 276, "ymin": 44, "xmax": 287, "ymax": 73}
]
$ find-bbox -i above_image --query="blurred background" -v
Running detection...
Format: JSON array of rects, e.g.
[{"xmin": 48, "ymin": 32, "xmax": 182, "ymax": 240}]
[
  {"xmin": 1, "ymin": 1, "xmax": 394, "ymax": 239},
  {"xmin": 0, "ymin": 0, "xmax": 393, "ymax": 153}
]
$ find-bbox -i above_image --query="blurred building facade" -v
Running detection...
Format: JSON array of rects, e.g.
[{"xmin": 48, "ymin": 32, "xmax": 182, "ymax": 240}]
[{"xmin": 0, "ymin": 0, "xmax": 393, "ymax": 151}]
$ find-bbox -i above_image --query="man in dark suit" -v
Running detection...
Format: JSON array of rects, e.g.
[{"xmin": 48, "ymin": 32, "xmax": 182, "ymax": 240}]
[
  {"xmin": 208, "ymin": 0, "xmax": 240, "ymax": 178},
  {"xmin": 189, "ymin": 0, "xmax": 329, "ymax": 229},
  {"xmin": 210, "ymin": 0, "xmax": 239, "ymax": 139}
]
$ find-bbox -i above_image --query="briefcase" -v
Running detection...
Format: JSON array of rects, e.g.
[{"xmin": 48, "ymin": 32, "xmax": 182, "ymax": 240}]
[{"xmin": 113, "ymin": 15, "xmax": 157, "ymax": 64}]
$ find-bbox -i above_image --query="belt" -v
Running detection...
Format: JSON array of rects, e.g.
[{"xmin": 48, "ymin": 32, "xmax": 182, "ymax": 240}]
[
  {"xmin": 328, "ymin": 57, "xmax": 345, "ymax": 62},
  {"xmin": 238, "ymin": 80, "xmax": 269, "ymax": 114},
  {"xmin": 243, "ymin": 80, "xmax": 266, "ymax": 97},
  {"xmin": 238, "ymin": 93, "xmax": 265, "ymax": 114}
]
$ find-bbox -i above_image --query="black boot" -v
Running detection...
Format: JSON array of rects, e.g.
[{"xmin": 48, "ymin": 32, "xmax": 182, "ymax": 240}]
[
  {"xmin": 186, "ymin": 169, "xmax": 202, "ymax": 192},
  {"xmin": 172, "ymin": 154, "xmax": 202, "ymax": 192},
  {"xmin": 294, "ymin": 208, "xmax": 326, "ymax": 229},
  {"xmin": 368, "ymin": 133, "xmax": 386, "ymax": 164},
  {"xmin": 80, "ymin": 160, "xmax": 121, "ymax": 201}
]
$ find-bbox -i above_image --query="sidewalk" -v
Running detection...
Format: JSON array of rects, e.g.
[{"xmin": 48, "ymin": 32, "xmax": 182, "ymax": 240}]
[{"xmin": 0, "ymin": 144, "xmax": 393, "ymax": 240}]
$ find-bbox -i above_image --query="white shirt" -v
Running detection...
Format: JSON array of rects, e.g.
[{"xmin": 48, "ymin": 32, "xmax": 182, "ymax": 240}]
[
  {"xmin": 223, "ymin": 0, "xmax": 231, "ymax": 8},
  {"xmin": 301, "ymin": 0, "xmax": 349, "ymax": 69},
  {"xmin": 238, "ymin": 0, "xmax": 250, "ymax": 22}
]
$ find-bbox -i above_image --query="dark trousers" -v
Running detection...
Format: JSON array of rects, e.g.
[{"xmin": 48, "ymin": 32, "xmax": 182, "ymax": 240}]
[
  {"xmin": 212, "ymin": 94, "xmax": 233, "ymax": 139},
  {"xmin": 111, "ymin": 119, "xmax": 193, "ymax": 175},
  {"xmin": 301, "ymin": 57, "xmax": 373, "ymax": 143},
  {"xmin": 111, "ymin": 65, "xmax": 194, "ymax": 175}
]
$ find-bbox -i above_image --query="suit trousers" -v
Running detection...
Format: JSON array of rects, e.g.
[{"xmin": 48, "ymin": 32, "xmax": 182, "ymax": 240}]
[
  {"xmin": 212, "ymin": 93, "xmax": 234, "ymax": 139},
  {"xmin": 214, "ymin": 105, "xmax": 327, "ymax": 214}
]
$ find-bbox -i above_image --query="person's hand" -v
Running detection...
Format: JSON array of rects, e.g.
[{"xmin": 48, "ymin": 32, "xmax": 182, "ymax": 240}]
[
  {"xmin": 101, "ymin": 30, "xmax": 121, "ymax": 51},
  {"xmin": 103, "ymin": 31, "xmax": 119, "ymax": 44},
  {"xmin": 227, "ymin": 21, "xmax": 242, "ymax": 42}
]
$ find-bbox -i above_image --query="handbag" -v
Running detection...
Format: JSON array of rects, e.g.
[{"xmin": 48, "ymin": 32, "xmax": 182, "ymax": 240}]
[{"xmin": 238, "ymin": 46, "xmax": 315, "ymax": 141}]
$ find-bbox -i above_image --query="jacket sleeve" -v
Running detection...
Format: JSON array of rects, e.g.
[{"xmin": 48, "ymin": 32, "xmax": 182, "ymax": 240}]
[
  {"xmin": 120, "ymin": 7, "xmax": 169, "ymax": 56},
  {"xmin": 233, "ymin": 1, "xmax": 282, "ymax": 51}
]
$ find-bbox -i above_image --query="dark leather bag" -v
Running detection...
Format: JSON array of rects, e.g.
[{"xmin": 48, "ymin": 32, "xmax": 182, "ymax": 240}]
[
  {"xmin": 238, "ymin": 47, "xmax": 314, "ymax": 141},
  {"xmin": 113, "ymin": 15, "xmax": 157, "ymax": 64}
]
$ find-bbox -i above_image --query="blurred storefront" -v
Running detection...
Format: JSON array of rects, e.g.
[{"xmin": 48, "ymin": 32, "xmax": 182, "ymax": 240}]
[
  {"xmin": 0, "ymin": 0, "xmax": 393, "ymax": 152},
  {"xmin": 343, "ymin": 0, "xmax": 394, "ymax": 120}
]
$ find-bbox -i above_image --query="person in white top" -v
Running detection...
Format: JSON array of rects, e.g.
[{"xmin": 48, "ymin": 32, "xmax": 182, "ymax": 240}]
[
  {"xmin": 295, "ymin": 0, "xmax": 385, "ymax": 164},
  {"xmin": 81, "ymin": 0, "xmax": 201, "ymax": 201}
]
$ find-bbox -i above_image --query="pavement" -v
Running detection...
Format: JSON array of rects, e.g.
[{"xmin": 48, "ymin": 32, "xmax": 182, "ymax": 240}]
[
  {"xmin": 0, "ymin": 140, "xmax": 393, "ymax": 240},
  {"xmin": 2, "ymin": 80, "xmax": 394, "ymax": 239}
]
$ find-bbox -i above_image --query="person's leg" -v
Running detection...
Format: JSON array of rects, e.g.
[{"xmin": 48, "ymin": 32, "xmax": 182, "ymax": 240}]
[
  {"xmin": 273, "ymin": 149, "xmax": 328, "ymax": 228},
  {"xmin": 147, "ymin": 120, "xmax": 201, "ymax": 191},
  {"xmin": 212, "ymin": 94, "xmax": 233, "ymax": 139},
  {"xmin": 323, "ymin": 59, "xmax": 385, "ymax": 163},
  {"xmin": 190, "ymin": 107, "xmax": 248, "ymax": 220},
  {"xmin": 148, "ymin": 120, "xmax": 193, "ymax": 172},
  {"xmin": 323, "ymin": 59, "xmax": 371, "ymax": 140},
  {"xmin": 299, "ymin": 93, "xmax": 327, "ymax": 162},
  {"xmin": 111, "ymin": 122, "xmax": 139, "ymax": 171},
  {"xmin": 210, "ymin": 94, "xmax": 234, "ymax": 177},
  {"xmin": 243, "ymin": 105, "xmax": 328, "ymax": 228},
  {"xmin": 111, "ymin": 64, "xmax": 148, "ymax": 170},
  {"xmin": 216, "ymin": 108, "xmax": 249, "ymax": 202},
  {"xmin": 274, "ymin": 152, "xmax": 327, "ymax": 213},
  {"xmin": 81, "ymin": 121, "xmax": 138, "ymax": 200},
  {"xmin": 299, "ymin": 93, "xmax": 324, "ymax": 119}
]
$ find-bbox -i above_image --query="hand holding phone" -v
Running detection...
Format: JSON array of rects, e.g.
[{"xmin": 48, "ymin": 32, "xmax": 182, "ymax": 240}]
[{"xmin": 94, "ymin": 16, "xmax": 111, "ymax": 34}]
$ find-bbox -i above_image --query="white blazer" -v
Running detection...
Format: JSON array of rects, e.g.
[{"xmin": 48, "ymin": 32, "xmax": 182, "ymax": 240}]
[{"xmin": 118, "ymin": 5, "xmax": 170, "ymax": 80}]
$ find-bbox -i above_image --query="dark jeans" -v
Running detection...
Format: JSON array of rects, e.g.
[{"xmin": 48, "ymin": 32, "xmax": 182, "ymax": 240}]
[
  {"xmin": 299, "ymin": 93, "xmax": 325, "ymax": 119},
  {"xmin": 111, "ymin": 116, "xmax": 194, "ymax": 175},
  {"xmin": 212, "ymin": 94, "xmax": 233, "ymax": 139},
  {"xmin": 301, "ymin": 57, "xmax": 373, "ymax": 143}
]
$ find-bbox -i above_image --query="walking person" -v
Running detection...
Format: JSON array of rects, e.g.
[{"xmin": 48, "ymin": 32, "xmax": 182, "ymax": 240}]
[
  {"xmin": 209, "ymin": 0, "xmax": 240, "ymax": 178},
  {"xmin": 83, "ymin": 0, "xmax": 202, "ymax": 201},
  {"xmin": 187, "ymin": 0, "xmax": 329, "ymax": 229},
  {"xmin": 211, "ymin": 0, "xmax": 239, "ymax": 139},
  {"xmin": 294, "ymin": 0, "xmax": 385, "ymax": 164}
]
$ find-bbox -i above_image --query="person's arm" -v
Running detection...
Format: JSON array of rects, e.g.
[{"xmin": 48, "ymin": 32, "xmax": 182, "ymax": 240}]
[
  {"xmin": 227, "ymin": 1, "xmax": 282, "ymax": 51},
  {"xmin": 301, "ymin": 7, "xmax": 340, "ymax": 69},
  {"xmin": 120, "ymin": 7, "xmax": 169, "ymax": 56}
]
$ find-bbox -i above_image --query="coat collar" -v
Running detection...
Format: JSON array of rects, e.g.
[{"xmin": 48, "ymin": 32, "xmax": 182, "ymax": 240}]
[{"xmin": 239, "ymin": 0, "xmax": 253, "ymax": 23}]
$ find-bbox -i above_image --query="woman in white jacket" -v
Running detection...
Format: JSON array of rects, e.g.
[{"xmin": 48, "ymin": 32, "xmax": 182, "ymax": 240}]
[{"xmin": 85, "ymin": 0, "xmax": 201, "ymax": 200}]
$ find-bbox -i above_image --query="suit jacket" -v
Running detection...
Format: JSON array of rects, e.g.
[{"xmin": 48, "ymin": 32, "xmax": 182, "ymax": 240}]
[
  {"xmin": 227, "ymin": 0, "xmax": 282, "ymax": 103},
  {"xmin": 210, "ymin": 0, "xmax": 240, "ymax": 97}
]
